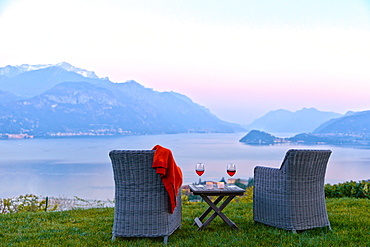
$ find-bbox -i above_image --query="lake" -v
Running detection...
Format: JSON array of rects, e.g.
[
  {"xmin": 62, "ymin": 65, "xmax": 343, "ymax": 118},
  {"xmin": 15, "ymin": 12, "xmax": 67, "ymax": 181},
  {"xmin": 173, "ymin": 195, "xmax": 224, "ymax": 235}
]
[{"xmin": 1, "ymin": 133, "xmax": 369, "ymax": 200}]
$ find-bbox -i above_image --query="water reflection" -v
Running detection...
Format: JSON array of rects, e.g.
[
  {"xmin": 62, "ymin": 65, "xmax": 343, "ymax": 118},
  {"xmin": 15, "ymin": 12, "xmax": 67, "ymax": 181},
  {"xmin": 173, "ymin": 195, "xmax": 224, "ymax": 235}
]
[{"xmin": 0, "ymin": 133, "xmax": 369, "ymax": 200}]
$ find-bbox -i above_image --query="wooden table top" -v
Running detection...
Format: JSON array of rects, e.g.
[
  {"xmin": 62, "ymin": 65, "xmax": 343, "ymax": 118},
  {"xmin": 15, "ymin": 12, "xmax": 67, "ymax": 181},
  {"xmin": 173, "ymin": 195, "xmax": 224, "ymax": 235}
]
[{"xmin": 188, "ymin": 184, "xmax": 245, "ymax": 195}]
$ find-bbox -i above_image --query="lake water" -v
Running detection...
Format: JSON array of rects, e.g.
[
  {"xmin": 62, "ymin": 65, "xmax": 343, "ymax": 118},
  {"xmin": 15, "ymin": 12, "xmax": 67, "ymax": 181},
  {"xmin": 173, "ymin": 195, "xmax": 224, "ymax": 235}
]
[{"xmin": 1, "ymin": 133, "xmax": 369, "ymax": 200}]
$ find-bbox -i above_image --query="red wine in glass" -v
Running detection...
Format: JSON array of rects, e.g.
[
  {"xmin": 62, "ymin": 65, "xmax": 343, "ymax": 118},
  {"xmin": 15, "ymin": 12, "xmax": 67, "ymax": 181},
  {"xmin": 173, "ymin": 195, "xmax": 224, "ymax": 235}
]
[
  {"xmin": 227, "ymin": 163, "xmax": 236, "ymax": 177},
  {"xmin": 195, "ymin": 163, "xmax": 205, "ymax": 176},
  {"xmin": 196, "ymin": 170, "xmax": 204, "ymax": 176},
  {"xmin": 227, "ymin": 170, "xmax": 236, "ymax": 176}
]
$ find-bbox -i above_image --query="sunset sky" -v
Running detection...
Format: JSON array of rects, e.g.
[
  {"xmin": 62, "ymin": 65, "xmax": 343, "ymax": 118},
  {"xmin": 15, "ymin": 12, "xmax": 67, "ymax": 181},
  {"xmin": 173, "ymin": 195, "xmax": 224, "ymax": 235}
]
[{"xmin": 1, "ymin": 0, "xmax": 369, "ymax": 124}]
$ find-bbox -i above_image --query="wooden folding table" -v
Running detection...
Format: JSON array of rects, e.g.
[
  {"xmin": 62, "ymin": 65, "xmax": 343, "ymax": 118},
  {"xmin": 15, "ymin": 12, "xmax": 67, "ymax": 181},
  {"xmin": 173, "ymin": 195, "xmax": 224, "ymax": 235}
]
[{"xmin": 189, "ymin": 184, "xmax": 245, "ymax": 230}]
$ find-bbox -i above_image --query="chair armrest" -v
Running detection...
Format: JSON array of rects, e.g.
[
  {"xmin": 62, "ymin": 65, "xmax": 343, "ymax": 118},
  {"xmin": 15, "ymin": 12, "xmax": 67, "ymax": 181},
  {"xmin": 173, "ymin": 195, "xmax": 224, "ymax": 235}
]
[
  {"xmin": 254, "ymin": 166, "xmax": 284, "ymax": 180},
  {"xmin": 254, "ymin": 166, "xmax": 286, "ymax": 195}
]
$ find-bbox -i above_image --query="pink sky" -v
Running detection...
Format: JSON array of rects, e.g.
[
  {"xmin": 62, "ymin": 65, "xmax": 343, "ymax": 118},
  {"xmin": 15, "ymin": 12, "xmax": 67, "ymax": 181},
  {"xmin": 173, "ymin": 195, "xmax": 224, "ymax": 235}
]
[{"xmin": 1, "ymin": 0, "xmax": 369, "ymax": 124}]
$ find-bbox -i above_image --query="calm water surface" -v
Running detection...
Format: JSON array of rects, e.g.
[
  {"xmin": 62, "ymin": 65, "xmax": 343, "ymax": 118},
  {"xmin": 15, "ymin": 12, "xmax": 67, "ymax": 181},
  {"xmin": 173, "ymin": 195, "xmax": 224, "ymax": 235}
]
[{"xmin": 1, "ymin": 133, "xmax": 369, "ymax": 200}]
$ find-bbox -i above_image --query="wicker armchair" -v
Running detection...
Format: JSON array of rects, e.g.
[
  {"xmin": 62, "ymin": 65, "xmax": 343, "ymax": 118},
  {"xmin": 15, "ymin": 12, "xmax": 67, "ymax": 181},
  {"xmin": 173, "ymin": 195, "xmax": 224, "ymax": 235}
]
[
  {"xmin": 109, "ymin": 150, "xmax": 182, "ymax": 244},
  {"xmin": 253, "ymin": 149, "xmax": 332, "ymax": 232}
]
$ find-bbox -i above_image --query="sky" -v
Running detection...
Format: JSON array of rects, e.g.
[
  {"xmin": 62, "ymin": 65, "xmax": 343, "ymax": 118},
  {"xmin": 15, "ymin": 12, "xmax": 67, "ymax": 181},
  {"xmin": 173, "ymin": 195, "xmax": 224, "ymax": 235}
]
[{"xmin": 0, "ymin": 0, "xmax": 370, "ymax": 124}]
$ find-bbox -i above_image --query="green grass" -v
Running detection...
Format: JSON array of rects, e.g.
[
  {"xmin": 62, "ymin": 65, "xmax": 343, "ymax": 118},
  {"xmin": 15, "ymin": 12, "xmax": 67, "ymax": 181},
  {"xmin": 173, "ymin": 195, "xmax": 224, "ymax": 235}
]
[{"xmin": 1, "ymin": 198, "xmax": 369, "ymax": 246}]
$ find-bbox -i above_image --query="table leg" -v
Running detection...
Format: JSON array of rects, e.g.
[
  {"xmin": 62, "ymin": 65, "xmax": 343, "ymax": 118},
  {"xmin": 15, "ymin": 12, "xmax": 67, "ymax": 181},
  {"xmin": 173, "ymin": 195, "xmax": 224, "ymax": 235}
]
[
  {"xmin": 195, "ymin": 195, "xmax": 238, "ymax": 230},
  {"xmin": 202, "ymin": 195, "xmax": 238, "ymax": 229},
  {"xmin": 196, "ymin": 196, "xmax": 224, "ymax": 223}
]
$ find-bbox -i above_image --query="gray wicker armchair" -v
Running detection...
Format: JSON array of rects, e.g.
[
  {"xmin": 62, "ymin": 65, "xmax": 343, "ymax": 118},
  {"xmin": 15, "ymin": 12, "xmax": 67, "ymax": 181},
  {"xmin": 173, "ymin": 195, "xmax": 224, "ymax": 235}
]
[
  {"xmin": 253, "ymin": 149, "xmax": 332, "ymax": 232},
  {"xmin": 109, "ymin": 150, "xmax": 182, "ymax": 244}
]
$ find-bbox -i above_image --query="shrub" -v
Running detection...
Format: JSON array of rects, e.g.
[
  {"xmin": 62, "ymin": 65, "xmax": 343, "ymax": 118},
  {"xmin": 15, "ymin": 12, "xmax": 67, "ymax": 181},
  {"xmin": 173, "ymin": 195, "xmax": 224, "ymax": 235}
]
[
  {"xmin": 325, "ymin": 180, "xmax": 370, "ymax": 199},
  {"xmin": 1, "ymin": 194, "xmax": 57, "ymax": 214}
]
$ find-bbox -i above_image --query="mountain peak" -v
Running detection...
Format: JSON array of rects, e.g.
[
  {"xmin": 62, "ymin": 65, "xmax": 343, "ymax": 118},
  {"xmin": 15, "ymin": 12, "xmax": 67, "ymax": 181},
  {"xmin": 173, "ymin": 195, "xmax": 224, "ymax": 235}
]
[
  {"xmin": 298, "ymin": 107, "xmax": 317, "ymax": 112},
  {"xmin": 55, "ymin": 62, "xmax": 100, "ymax": 79},
  {"xmin": 0, "ymin": 62, "xmax": 101, "ymax": 79}
]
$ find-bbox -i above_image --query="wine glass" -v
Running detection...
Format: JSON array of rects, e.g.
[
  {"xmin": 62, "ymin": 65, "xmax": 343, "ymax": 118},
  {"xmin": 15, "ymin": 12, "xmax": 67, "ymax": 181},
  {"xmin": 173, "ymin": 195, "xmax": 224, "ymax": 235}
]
[
  {"xmin": 227, "ymin": 163, "xmax": 236, "ymax": 177},
  {"xmin": 195, "ymin": 163, "xmax": 205, "ymax": 187},
  {"xmin": 195, "ymin": 163, "xmax": 205, "ymax": 176}
]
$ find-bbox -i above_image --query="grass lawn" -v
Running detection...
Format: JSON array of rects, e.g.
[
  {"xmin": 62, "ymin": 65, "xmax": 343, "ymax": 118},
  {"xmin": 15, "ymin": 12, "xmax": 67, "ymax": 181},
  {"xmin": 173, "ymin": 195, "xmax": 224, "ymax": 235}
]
[{"xmin": 1, "ymin": 198, "xmax": 369, "ymax": 246}]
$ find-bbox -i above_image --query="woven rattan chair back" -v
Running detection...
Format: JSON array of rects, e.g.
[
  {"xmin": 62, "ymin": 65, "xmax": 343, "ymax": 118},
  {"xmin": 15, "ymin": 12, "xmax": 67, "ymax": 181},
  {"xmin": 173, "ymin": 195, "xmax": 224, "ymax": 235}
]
[
  {"xmin": 109, "ymin": 150, "xmax": 182, "ymax": 244},
  {"xmin": 253, "ymin": 149, "xmax": 332, "ymax": 231}
]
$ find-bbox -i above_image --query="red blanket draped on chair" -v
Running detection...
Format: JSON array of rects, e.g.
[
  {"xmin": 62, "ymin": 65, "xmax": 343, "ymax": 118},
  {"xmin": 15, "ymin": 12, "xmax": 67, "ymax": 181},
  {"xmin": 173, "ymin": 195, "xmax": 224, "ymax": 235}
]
[{"xmin": 152, "ymin": 145, "xmax": 183, "ymax": 213}]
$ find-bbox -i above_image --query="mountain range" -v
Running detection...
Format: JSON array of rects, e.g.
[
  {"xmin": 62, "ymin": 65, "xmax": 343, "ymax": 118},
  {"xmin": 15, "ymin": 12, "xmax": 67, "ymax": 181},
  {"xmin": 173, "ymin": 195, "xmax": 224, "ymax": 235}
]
[
  {"xmin": 313, "ymin": 111, "xmax": 370, "ymax": 135},
  {"xmin": 240, "ymin": 110, "xmax": 370, "ymax": 146},
  {"xmin": 2, "ymin": 62, "xmax": 369, "ymax": 141},
  {"xmin": 0, "ymin": 62, "xmax": 243, "ymax": 137},
  {"xmin": 245, "ymin": 108, "xmax": 342, "ymax": 133}
]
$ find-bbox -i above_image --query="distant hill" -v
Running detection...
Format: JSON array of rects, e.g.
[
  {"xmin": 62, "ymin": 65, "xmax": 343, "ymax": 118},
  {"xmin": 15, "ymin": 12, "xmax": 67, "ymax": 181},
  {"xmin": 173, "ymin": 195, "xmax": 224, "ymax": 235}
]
[
  {"xmin": 239, "ymin": 130, "xmax": 277, "ymax": 145},
  {"xmin": 313, "ymin": 110, "xmax": 370, "ymax": 136},
  {"xmin": 245, "ymin": 108, "xmax": 342, "ymax": 133},
  {"xmin": 240, "ymin": 110, "xmax": 370, "ymax": 147},
  {"xmin": 0, "ymin": 90, "xmax": 21, "ymax": 103},
  {"xmin": 0, "ymin": 63, "xmax": 244, "ymax": 137},
  {"xmin": 239, "ymin": 129, "xmax": 370, "ymax": 146}
]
